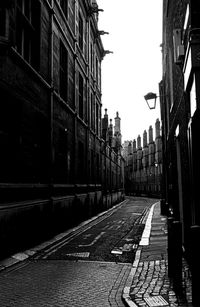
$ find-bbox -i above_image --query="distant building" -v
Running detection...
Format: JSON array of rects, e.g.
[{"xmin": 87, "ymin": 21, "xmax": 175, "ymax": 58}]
[
  {"xmin": 102, "ymin": 109, "xmax": 122, "ymax": 154},
  {"xmin": 0, "ymin": 0, "xmax": 124, "ymax": 258},
  {"xmin": 122, "ymin": 119, "xmax": 162, "ymax": 197},
  {"xmin": 101, "ymin": 109, "xmax": 124, "ymax": 199}
]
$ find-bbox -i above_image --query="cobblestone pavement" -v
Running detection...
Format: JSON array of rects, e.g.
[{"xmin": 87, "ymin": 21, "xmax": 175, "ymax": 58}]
[
  {"xmin": 0, "ymin": 198, "xmax": 154, "ymax": 307},
  {"xmin": 123, "ymin": 202, "xmax": 193, "ymax": 307},
  {"xmin": 0, "ymin": 260, "xmax": 131, "ymax": 306},
  {"xmin": 129, "ymin": 259, "xmax": 193, "ymax": 307}
]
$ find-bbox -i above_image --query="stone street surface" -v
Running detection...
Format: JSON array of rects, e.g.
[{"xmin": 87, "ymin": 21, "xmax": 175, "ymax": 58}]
[
  {"xmin": 0, "ymin": 260, "xmax": 130, "ymax": 307},
  {"xmin": 0, "ymin": 198, "xmax": 193, "ymax": 307},
  {"xmin": 124, "ymin": 202, "xmax": 193, "ymax": 307},
  {"xmin": 0, "ymin": 197, "xmax": 156, "ymax": 307}
]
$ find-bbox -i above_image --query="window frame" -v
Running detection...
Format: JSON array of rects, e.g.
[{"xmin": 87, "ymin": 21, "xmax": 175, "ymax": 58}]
[
  {"xmin": 90, "ymin": 42, "xmax": 94, "ymax": 74},
  {"xmin": 78, "ymin": 73, "xmax": 84, "ymax": 119},
  {"xmin": 90, "ymin": 92, "xmax": 95, "ymax": 131},
  {"xmin": 15, "ymin": 0, "xmax": 41, "ymax": 69},
  {"xmin": 59, "ymin": 40, "xmax": 68, "ymax": 101},
  {"xmin": 78, "ymin": 12, "xmax": 84, "ymax": 51},
  {"xmin": 59, "ymin": 0, "xmax": 68, "ymax": 19},
  {"xmin": 96, "ymin": 102, "xmax": 99, "ymax": 136}
]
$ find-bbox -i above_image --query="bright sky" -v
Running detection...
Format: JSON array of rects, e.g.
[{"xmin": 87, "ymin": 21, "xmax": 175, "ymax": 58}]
[{"xmin": 97, "ymin": 0, "xmax": 163, "ymax": 143}]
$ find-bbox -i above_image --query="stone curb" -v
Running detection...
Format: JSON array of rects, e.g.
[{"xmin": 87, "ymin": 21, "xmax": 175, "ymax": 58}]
[
  {"xmin": 122, "ymin": 248, "xmax": 142, "ymax": 307},
  {"xmin": 122, "ymin": 201, "xmax": 159, "ymax": 307}
]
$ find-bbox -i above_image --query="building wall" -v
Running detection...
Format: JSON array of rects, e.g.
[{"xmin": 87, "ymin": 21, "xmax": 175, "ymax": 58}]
[
  {"xmin": 161, "ymin": 0, "xmax": 200, "ymax": 257},
  {"xmin": 122, "ymin": 119, "xmax": 162, "ymax": 197},
  {"xmin": 0, "ymin": 0, "xmax": 124, "ymax": 258}
]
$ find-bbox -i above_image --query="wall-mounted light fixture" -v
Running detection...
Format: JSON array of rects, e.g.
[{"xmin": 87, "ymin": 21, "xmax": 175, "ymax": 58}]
[{"xmin": 144, "ymin": 92, "xmax": 158, "ymax": 110}]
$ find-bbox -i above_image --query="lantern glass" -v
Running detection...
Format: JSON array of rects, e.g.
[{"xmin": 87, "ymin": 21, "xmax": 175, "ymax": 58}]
[{"xmin": 144, "ymin": 92, "xmax": 157, "ymax": 110}]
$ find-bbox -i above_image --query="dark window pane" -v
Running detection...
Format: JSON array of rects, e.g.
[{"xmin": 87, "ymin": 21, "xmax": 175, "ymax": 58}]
[
  {"xmin": 16, "ymin": 13, "xmax": 23, "ymax": 54},
  {"xmin": 60, "ymin": 0, "xmax": 68, "ymax": 18},
  {"xmin": 24, "ymin": 29, "xmax": 31, "ymax": 62},
  {"xmin": 96, "ymin": 103, "xmax": 99, "ymax": 135},
  {"xmin": 79, "ymin": 74, "xmax": 84, "ymax": 119},
  {"xmin": 17, "ymin": 0, "xmax": 23, "ymax": 9},
  {"xmin": 24, "ymin": 0, "xmax": 31, "ymax": 20},
  {"xmin": 78, "ymin": 13, "xmax": 83, "ymax": 50},
  {"xmin": 0, "ymin": 8, "xmax": 6, "ymax": 37},
  {"xmin": 15, "ymin": 0, "xmax": 40, "ymax": 69},
  {"xmin": 60, "ymin": 41, "xmax": 68, "ymax": 100}
]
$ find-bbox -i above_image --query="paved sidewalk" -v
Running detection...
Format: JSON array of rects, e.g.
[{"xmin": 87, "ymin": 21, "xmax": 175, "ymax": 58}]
[{"xmin": 123, "ymin": 201, "xmax": 193, "ymax": 307}]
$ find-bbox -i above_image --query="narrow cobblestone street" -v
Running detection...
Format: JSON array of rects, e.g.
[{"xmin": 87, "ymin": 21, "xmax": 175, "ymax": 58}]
[{"xmin": 0, "ymin": 197, "xmax": 156, "ymax": 306}]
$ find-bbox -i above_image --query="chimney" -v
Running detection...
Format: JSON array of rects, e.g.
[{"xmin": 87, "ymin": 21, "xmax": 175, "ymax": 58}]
[
  {"xmin": 108, "ymin": 119, "xmax": 113, "ymax": 146},
  {"xmin": 133, "ymin": 139, "xmax": 137, "ymax": 151},
  {"xmin": 114, "ymin": 111, "xmax": 121, "ymax": 135},
  {"xmin": 143, "ymin": 130, "xmax": 148, "ymax": 147},
  {"xmin": 127, "ymin": 142, "xmax": 132, "ymax": 155},
  {"xmin": 155, "ymin": 118, "xmax": 160, "ymax": 138},
  {"xmin": 102, "ymin": 108, "xmax": 108, "ymax": 141},
  {"xmin": 137, "ymin": 135, "xmax": 142, "ymax": 149},
  {"xmin": 149, "ymin": 125, "xmax": 153, "ymax": 143}
]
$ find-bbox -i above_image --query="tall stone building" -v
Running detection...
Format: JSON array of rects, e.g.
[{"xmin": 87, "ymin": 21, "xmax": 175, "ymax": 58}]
[
  {"xmin": 0, "ymin": 0, "xmax": 124, "ymax": 258},
  {"xmin": 161, "ymin": 1, "xmax": 200, "ymax": 303},
  {"xmin": 122, "ymin": 119, "xmax": 162, "ymax": 197},
  {"xmin": 161, "ymin": 0, "xmax": 200, "ymax": 249}
]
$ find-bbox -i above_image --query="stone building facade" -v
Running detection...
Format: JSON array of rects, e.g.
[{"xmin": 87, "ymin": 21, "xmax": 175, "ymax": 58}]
[
  {"xmin": 161, "ymin": 1, "xmax": 200, "ymax": 303},
  {"xmin": 122, "ymin": 119, "xmax": 162, "ymax": 197},
  {"xmin": 0, "ymin": 0, "xmax": 124, "ymax": 258},
  {"xmin": 161, "ymin": 0, "xmax": 200, "ymax": 250}
]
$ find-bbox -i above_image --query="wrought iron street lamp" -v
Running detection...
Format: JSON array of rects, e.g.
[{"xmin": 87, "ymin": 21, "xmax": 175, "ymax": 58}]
[{"xmin": 144, "ymin": 92, "xmax": 157, "ymax": 110}]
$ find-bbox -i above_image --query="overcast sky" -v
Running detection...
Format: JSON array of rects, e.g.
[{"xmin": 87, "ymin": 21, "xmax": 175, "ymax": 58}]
[{"xmin": 97, "ymin": 0, "xmax": 163, "ymax": 142}]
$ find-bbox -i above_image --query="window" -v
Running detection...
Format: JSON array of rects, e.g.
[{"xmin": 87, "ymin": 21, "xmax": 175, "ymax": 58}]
[
  {"xmin": 191, "ymin": 1, "xmax": 200, "ymax": 28},
  {"xmin": 60, "ymin": 0, "xmax": 68, "ymax": 19},
  {"xmin": 68, "ymin": 53, "xmax": 74, "ymax": 108},
  {"xmin": 168, "ymin": 49, "xmax": 174, "ymax": 111},
  {"xmin": 190, "ymin": 78, "xmax": 197, "ymax": 117},
  {"xmin": 98, "ymin": 59, "xmax": 101, "ymax": 88},
  {"xmin": 96, "ymin": 103, "xmax": 99, "ymax": 135},
  {"xmin": 96, "ymin": 58, "xmax": 99, "ymax": 84},
  {"xmin": 16, "ymin": 0, "xmax": 40, "ymax": 69},
  {"xmin": 90, "ymin": 43, "xmax": 94, "ymax": 74},
  {"xmin": 78, "ymin": 13, "xmax": 83, "ymax": 51},
  {"xmin": 90, "ymin": 93, "xmax": 95, "ymax": 130},
  {"xmin": 183, "ymin": 4, "xmax": 189, "ymax": 31},
  {"xmin": 60, "ymin": 41, "xmax": 68, "ymax": 101},
  {"xmin": 68, "ymin": 0, "xmax": 75, "ymax": 33},
  {"xmin": 78, "ymin": 73, "xmax": 84, "ymax": 119},
  {"xmin": 0, "ymin": 8, "xmax": 6, "ymax": 37},
  {"xmin": 95, "ymin": 56, "xmax": 101, "ymax": 88}
]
